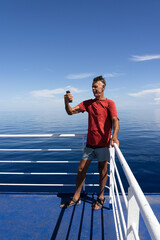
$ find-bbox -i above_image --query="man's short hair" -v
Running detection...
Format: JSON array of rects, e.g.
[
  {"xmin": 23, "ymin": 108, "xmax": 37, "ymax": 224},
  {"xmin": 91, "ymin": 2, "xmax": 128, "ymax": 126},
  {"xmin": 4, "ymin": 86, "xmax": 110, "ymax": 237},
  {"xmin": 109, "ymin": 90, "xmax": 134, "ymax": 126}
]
[{"xmin": 93, "ymin": 75, "xmax": 106, "ymax": 86}]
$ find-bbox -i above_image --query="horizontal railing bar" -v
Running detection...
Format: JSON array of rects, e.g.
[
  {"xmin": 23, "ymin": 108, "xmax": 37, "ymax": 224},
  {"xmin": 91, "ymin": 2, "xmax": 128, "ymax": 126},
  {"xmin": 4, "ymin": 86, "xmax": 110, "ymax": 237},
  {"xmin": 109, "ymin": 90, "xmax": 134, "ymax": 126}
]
[
  {"xmin": 0, "ymin": 160, "xmax": 98, "ymax": 163},
  {"xmin": 0, "ymin": 134, "xmax": 87, "ymax": 138},
  {"xmin": 0, "ymin": 149, "xmax": 82, "ymax": 152},
  {"xmin": 0, "ymin": 183, "xmax": 101, "ymax": 187},
  {"xmin": 0, "ymin": 183, "xmax": 76, "ymax": 186},
  {"xmin": 0, "ymin": 172, "xmax": 99, "ymax": 175}
]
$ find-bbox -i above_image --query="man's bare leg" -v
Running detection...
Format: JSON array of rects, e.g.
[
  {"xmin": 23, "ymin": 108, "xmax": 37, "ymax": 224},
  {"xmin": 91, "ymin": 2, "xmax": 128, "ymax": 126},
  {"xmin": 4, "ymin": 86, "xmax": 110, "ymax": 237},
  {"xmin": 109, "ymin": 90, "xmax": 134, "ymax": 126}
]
[
  {"xmin": 73, "ymin": 159, "xmax": 91, "ymax": 200},
  {"xmin": 60, "ymin": 159, "xmax": 91, "ymax": 208},
  {"xmin": 93, "ymin": 161, "xmax": 108, "ymax": 210}
]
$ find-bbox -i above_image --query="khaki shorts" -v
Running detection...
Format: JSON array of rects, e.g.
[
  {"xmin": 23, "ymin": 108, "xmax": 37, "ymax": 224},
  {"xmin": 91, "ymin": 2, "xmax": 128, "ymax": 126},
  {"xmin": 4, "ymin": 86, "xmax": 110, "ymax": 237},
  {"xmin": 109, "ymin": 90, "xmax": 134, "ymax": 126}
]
[{"xmin": 82, "ymin": 146, "xmax": 110, "ymax": 162}]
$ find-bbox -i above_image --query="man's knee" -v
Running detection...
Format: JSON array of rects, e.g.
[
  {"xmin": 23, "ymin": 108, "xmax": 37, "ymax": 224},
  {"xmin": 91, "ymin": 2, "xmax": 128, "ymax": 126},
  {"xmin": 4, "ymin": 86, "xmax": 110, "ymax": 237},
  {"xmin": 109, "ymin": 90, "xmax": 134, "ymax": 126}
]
[
  {"xmin": 98, "ymin": 161, "xmax": 107, "ymax": 174},
  {"xmin": 77, "ymin": 165, "xmax": 84, "ymax": 173},
  {"xmin": 77, "ymin": 159, "xmax": 90, "ymax": 174}
]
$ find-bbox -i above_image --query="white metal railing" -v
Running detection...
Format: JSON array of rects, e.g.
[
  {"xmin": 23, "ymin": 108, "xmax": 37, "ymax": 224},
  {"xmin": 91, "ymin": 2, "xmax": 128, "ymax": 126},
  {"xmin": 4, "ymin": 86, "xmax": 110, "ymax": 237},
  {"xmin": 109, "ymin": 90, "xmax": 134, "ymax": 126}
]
[
  {"xmin": 0, "ymin": 134, "xmax": 100, "ymax": 190},
  {"xmin": 0, "ymin": 134, "xmax": 160, "ymax": 239},
  {"xmin": 109, "ymin": 143, "xmax": 160, "ymax": 240}
]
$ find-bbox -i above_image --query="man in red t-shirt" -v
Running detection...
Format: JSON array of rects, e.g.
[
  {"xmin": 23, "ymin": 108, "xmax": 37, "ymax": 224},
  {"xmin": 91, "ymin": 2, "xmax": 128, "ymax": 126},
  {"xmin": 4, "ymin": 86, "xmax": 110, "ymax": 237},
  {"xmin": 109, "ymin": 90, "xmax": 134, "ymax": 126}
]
[{"xmin": 61, "ymin": 75, "xmax": 119, "ymax": 210}]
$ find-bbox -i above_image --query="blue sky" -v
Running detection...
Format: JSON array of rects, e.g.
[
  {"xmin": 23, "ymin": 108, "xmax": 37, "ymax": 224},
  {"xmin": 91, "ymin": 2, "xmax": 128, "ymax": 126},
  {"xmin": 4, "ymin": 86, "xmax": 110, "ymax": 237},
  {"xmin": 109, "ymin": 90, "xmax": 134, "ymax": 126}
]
[{"xmin": 0, "ymin": 0, "xmax": 160, "ymax": 112}]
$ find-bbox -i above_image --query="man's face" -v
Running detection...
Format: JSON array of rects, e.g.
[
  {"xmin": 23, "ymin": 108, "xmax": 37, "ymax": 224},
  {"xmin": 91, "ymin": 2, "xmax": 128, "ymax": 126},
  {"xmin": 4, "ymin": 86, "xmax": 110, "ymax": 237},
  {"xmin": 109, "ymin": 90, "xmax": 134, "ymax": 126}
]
[{"xmin": 92, "ymin": 81, "xmax": 105, "ymax": 98}]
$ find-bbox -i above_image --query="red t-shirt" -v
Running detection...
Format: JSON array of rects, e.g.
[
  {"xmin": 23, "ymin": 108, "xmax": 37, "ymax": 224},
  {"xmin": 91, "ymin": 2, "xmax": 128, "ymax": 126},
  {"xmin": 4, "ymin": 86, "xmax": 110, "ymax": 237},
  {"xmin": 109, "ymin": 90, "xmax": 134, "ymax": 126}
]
[{"xmin": 78, "ymin": 98, "xmax": 118, "ymax": 147}]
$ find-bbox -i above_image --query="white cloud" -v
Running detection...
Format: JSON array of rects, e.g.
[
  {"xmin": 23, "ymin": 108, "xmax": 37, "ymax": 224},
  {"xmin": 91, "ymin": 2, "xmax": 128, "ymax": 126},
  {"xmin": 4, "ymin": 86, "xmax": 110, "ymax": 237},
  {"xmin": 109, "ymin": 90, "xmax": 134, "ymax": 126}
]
[
  {"xmin": 31, "ymin": 89, "xmax": 63, "ymax": 98},
  {"xmin": 66, "ymin": 73, "xmax": 95, "ymax": 79},
  {"xmin": 129, "ymin": 88, "xmax": 160, "ymax": 97},
  {"xmin": 104, "ymin": 72, "xmax": 124, "ymax": 78},
  {"xmin": 31, "ymin": 86, "xmax": 87, "ymax": 98},
  {"xmin": 66, "ymin": 72, "xmax": 124, "ymax": 80},
  {"xmin": 130, "ymin": 54, "xmax": 160, "ymax": 62},
  {"xmin": 129, "ymin": 88, "xmax": 160, "ymax": 105}
]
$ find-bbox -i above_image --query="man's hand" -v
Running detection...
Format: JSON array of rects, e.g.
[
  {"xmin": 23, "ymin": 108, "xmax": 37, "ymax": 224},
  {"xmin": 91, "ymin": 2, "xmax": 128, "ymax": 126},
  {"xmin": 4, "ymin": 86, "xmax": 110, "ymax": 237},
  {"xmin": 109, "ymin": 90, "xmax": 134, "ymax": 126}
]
[
  {"xmin": 110, "ymin": 136, "xmax": 119, "ymax": 147},
  {"xmin": 64, "ymin": 93, "xmax": 81, "ymax": 115},
  {"xmin": 64, "ymin": 92, "xmax": 73, "ymax": 103}
]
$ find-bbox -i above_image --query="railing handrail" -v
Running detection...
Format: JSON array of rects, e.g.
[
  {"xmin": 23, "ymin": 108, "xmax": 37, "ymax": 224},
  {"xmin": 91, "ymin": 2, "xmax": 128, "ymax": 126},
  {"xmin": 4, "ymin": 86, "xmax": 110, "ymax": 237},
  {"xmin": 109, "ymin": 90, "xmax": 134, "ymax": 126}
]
[
  {"xmin": 113, "ymin": 143, "xmax": 160, "ymax": 240},
  {"xmin": 0, "ymin": 133, "xmax": 87, "ymax": 152},
  {"xmin": 0, "ymin": 134, "xmax": 87, "ymax": 138}
]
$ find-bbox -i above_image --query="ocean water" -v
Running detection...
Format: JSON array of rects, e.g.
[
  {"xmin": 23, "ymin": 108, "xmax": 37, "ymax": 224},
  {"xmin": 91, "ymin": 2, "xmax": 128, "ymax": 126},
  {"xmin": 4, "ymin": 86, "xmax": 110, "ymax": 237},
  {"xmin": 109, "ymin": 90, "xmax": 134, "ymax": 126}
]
[{"xmin": 0, "ymin": 108, "xmax": 160, "ymax": 193}]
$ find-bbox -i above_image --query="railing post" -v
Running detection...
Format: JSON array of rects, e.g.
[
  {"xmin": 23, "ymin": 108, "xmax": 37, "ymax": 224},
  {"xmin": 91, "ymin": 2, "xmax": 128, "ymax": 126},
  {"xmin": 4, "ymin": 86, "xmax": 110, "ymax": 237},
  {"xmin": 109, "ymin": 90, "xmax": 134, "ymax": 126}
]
[
  {"xmin": 109, "ymin": 146, "xmax": 115, "ymax": 209},
  {"xmin": 126, "ymin": 186, "xmax": 140, "ymax": 240}
]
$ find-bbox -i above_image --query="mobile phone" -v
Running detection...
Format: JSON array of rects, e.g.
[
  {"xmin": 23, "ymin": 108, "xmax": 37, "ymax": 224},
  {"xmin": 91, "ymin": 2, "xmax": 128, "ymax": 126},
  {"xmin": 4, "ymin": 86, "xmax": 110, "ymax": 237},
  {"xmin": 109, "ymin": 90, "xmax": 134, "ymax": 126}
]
[{"xmin": 66, "ymin": 90, "xmax": 72, "ymax": 103}]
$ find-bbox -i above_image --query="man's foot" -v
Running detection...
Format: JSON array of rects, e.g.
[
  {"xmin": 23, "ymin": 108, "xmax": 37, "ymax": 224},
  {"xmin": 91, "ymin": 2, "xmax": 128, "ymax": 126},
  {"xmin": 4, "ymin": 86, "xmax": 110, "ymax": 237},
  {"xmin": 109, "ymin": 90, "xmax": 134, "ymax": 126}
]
[
  {"xmin": 60, "ymin": 197, "xmax": 81, "ymax": 209},
  {"xmin": 92, "ymin": 197, "xmax": 106, "ymax": 210}
]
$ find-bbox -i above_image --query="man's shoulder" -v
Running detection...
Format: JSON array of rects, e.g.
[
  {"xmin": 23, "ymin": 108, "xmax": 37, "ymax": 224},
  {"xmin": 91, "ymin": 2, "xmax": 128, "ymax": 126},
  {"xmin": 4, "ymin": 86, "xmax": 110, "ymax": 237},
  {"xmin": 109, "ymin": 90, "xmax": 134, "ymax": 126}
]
[
  {"xmin": 96, "ymin": 98, "xmax": 115, "ymax": 105},
  {"xmin": 102, "ymin": 99, "xmax": 117, "ymax": 110},
  {"xmin": 105, "ymin": 98, "xmax": 116, "ymax": 105},
  {"xmin": 83, "ymin": 99, "xmax": 93, "ymax": 103},
  {"xmin": 106, "ymin": 98, "xmax": 114, "ymax": 103},
  {"xmin": 78, "ymin": 99, "xmax": 93, "ymax": 112},
  {"xmin": 80, "ymin": 99, "xmax": 93, "ymax": 105}
]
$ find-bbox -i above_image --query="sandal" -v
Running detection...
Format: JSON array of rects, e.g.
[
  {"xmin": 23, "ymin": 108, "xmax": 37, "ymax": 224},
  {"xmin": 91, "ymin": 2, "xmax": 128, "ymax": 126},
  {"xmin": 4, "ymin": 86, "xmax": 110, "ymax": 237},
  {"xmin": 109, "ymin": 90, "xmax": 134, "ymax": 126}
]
[
  {"xmin": 60, "ymin": 197, "xmax": 81, "ymax": 209},
  {"xmin": 93, "ymin": 197, "xmax": 106, "ymax": 210}
]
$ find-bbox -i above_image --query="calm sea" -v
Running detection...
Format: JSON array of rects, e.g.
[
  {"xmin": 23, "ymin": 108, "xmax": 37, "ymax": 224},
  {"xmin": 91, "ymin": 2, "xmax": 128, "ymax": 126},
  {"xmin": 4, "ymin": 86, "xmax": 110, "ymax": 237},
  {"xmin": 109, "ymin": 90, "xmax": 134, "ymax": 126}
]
[{"xmin": 0, "ymin": 108, "xmax": 160, "ymax": 193}]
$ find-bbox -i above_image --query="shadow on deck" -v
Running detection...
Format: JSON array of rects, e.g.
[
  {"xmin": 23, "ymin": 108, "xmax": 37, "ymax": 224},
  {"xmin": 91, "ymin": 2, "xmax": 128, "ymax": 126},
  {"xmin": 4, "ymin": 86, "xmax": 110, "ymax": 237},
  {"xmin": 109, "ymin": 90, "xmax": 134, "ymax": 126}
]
[
  {"xmin": 0, "ymin": 193, "xmax": 116, "ymax": 240},
  {"xmin": 51, "ymin": 193, "xmax": 113, "ymax": 240}
]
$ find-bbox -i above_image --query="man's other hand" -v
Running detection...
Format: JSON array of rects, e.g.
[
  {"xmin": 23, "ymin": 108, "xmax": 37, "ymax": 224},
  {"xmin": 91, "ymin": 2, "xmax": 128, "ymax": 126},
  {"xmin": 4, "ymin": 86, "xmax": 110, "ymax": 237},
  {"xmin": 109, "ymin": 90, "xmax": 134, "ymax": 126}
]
[{"xmin": 110, "ymin": 137, "xmax": 119, "ymax": 147}]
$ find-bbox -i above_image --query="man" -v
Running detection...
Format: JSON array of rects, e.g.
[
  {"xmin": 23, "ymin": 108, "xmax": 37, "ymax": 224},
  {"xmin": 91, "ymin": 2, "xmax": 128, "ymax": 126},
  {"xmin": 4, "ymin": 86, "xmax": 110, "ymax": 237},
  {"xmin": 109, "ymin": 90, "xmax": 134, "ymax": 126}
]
[{"xmin": 61, "ymin": 75, "xmax": 119, "ymax": 210}]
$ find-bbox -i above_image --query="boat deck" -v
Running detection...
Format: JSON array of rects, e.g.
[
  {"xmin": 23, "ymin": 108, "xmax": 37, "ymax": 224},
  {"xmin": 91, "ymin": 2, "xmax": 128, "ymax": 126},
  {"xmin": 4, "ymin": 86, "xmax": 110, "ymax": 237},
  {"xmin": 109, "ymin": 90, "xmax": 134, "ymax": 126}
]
[{"xmin": 0, "ymin": 193, "xmax": 160, "ymax": 240}]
